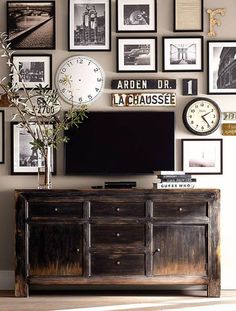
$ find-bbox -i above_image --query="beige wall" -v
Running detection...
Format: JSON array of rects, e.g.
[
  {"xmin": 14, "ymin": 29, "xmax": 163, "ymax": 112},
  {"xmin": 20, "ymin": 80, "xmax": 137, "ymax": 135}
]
[{"xmin": 0, "ymin": 0, "xmax": 236, "ymax": 289}]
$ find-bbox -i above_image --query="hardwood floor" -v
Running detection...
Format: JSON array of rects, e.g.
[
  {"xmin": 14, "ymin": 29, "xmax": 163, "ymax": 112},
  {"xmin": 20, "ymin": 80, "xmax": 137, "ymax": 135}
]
[{"xmin": 0, "ymin": 290, "xmax": 236, "ymax": 311}]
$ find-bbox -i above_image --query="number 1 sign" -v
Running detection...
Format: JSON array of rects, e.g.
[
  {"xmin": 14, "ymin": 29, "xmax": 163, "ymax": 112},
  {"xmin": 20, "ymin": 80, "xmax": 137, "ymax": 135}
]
[{"xmin": 182, "ymin": 79, "xmax": 198, "ymax": 96}]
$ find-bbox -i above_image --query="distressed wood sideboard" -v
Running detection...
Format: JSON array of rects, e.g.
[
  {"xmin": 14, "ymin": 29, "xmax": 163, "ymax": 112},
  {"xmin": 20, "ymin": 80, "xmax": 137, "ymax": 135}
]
[{"xmin": 15, "ymin": 189, "xmax": 220, "ymax": 297}]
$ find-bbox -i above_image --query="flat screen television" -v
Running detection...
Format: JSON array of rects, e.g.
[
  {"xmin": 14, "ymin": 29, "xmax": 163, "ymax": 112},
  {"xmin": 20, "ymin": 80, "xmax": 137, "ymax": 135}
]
[{"xmin": 65, "ymin": 111, "xmax": 175, "ymax": 175}]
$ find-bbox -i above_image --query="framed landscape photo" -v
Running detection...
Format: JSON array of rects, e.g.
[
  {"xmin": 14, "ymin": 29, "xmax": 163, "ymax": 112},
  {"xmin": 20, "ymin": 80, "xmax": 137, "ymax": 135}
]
[
  {"xmin": 174, "ymin": 0, "xmax": 203, "ymax": 32},
  {"xmin": 0, "ymin": 111, "xmax": 4, "ymax": 164},
  {"xmin": 12, "ymin": 54, "xmax": 52, "ymax": 89},
  {"xmin": 11, "ymin": 123, "xmax": 56, "ymax": 175},
  {"xmin": 68, "ymin": 0, "xmax": 111, "ymax": 51},
  {"xmin": 208, "ymin": 41, "xmax": 236, "ymax": 94},
  {"xmin": 163, "ymin": 36, "xmax": 203, "ymax": 72},
  {"xmin": 117, "ymin": 37, "xmax": 157, "ymax": 72},
  {"xmin": 182, "ymin": 139, "xmax": 223, "ymax": 175},
  {"xmin": 7, "ymin": 1, "xmax": 56, "ymax": 50},
  {"xmin": 116, "ymin": 0, "xmax": 157, "ymax": 32}
]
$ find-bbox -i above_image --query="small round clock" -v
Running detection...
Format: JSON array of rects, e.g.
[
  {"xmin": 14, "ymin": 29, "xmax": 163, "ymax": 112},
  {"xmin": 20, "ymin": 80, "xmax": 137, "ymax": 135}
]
[
  {"xmin": 183, "ymin": 97, "xmax": 221, "ymax": 135},
  {"xmin": 55, "ymin": 56, "xmax": 105, "ymax": 105}
]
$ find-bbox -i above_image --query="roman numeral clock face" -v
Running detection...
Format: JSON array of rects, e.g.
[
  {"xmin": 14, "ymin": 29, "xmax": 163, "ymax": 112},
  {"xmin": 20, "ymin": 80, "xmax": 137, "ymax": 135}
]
[
  {"xmin": 55, "ymin": 56, "xmax": 105, "ymax": 105},
  {"xmin": 183, "ymin": 98, "xmax": 221, "ymax": 135}
]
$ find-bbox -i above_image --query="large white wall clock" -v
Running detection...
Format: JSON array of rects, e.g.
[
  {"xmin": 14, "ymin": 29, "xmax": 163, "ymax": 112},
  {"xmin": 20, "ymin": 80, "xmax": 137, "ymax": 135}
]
[{"xmin": 55, "ymin": 56, "xmax": 105, "ymax": 105}]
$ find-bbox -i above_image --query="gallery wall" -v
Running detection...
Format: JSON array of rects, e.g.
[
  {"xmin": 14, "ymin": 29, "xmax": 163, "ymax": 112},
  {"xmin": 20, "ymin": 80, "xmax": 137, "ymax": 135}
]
[{"xmin": 0, "ymin": 0, "xmax": 236, "ymax": 289}]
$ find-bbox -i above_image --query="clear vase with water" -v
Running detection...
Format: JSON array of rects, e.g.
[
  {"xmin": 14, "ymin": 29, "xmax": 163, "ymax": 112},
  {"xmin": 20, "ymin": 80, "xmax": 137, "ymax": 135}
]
[{"xmin": 37, "ymin": 146, "xmax": 53, "ymax": 189}]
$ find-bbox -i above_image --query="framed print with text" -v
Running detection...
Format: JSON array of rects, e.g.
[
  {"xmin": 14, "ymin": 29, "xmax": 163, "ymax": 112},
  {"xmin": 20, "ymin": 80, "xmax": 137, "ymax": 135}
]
[
  {"xmin": 68, "ymin": 0, "xmax": 111, "ymax": 51},
  {"xmin": 174, "ymin": 0, "xmax": 203, "ymax": 32},
  {"xmin": 11, "ymin": 122, "xmax": 56, "ymax": 175},
  {"xmin": 182, "ymin": 139, "xmax": 223, "ymax": 175},
  {"xmin": 12, "ymin": 54, "xmax": 52, "ymax": 89},
  {"xmin": 116, "ymin": 0, "xmax": 157, "ymax": 32},
  {"xmin": 163, "ymin": 36, "xmax": 203, "ymax": 72},
  {"xmin": 117, "ymin": 37, "xmax": 157, "ymax": 72},
  {"xmin": 7, "ymin": 1, "xmax": 56, "ymax": 50},
  {"xmin": 0, "ymin": 111, "xmax": 4, "ymax": 164},
  {"xmin": 208, "ymin": 41, "xmax": 236, "ymax": 94}
]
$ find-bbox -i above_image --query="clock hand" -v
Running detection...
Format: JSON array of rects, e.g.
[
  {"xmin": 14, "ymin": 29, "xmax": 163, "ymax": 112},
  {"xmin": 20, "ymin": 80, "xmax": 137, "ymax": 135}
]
[
  {"xmin": 201, "ymin": 115, "xmax": 210, "ymax": 127},
  {"xmin": 202, "ymin": 111, "xmax": 212, "ymax": 118}
]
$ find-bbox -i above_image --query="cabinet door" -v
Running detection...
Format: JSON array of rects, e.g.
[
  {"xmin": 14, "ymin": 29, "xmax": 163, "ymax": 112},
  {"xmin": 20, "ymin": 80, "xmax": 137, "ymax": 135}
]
[
  {"xmin": 29, "ymin": 223, "xmax": 83, "ymax": 276},
  {"xmin": 153, "ymin": 225, "xmax": 207, "ymax": 276}
]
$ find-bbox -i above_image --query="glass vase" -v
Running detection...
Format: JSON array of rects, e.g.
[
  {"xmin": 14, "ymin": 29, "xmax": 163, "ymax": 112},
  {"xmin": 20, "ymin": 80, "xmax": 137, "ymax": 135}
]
[{"xmin": 37, "ymin": 146, "xmax": 53, "ymax": 189}]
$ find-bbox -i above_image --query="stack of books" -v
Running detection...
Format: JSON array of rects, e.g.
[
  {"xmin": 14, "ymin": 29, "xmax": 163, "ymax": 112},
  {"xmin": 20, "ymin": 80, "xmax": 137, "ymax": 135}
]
[{"xmin": 153, "ymin": 171, "xmax": 196, "ymax": 189}]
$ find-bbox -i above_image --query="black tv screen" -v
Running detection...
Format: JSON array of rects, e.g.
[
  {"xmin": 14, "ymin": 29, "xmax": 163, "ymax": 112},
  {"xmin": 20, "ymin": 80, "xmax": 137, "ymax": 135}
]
[{"xmin": 65, "ymin": 111, "xmax": 175, "ymax": 174}]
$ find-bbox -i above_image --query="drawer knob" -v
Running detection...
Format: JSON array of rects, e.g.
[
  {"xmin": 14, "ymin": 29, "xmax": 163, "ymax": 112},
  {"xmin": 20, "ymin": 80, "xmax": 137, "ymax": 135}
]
[
  {"xmin": 156, "ymin": 248, "xmax": 161, "ymax": 252},
  {"xmin": 116, "ymin": 232, "xmax": 120, "ymax": 237},
  {"xmin": 179, "ymin": 207, "xmax": 183, "ymax": 212},
  {"xmin": 76, "ymin": 248, "xmax": 80, "ymax": 253},
  {"xmin": 116, "ymin": 207, "xmax": 120, "ymax": 212},
  {"xmin": 116, "ymin": 260, "xmax": 121, "ymax": 265},
  {"xmin": 54, "ymin": 208, "xmax": 58, "ymax": 212}
]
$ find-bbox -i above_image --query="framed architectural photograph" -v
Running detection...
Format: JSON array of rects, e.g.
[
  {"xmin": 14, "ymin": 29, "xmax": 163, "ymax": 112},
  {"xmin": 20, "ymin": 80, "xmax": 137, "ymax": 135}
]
[
  {"xmin": 12, "ymin": 54, "xmax": 52, "ymax": 89},
  {"xmin": 0, "ymin": 111, "xmax": 4, "ymax": 164},
  {"xmin": 163, "ymin": 36, "xmax": 203, "ymax": 72},
  {"xmin": 116, "ymin": 0, "xmax": 157, "ymax": 32},
  {"xmin": 174, "ymin": 0, "xmax": 203, "ymax": 32},
  {"xmin": 7, "ymin": 1, "xmax": 56, "ymax": 50},
  {"xmin": 117, "ymin": 37, "xmax": 157, "ymax": 72},
  {"xmin": 11, "ymin": 123, "xmax": 56, "ymax": 175},
  {"xmin": 208, "ymin": 41, "xmax": 236, "ymax": 94},
  {"xmin": 182, "ymin": 139, "xmax": 223, "ymax": 174},
  {"xmin": 68, "ymin": 0, "xmax": 111, "ymax": 51}
]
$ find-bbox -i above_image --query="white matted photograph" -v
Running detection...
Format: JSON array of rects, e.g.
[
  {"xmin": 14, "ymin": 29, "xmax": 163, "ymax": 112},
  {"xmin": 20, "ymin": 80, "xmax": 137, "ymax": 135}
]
[
  {"xmin": 116, "ymin": 0, "xmax": 157, "ymax": 32},
  {"xmin": 69, "ymin": 0, "xmax": 111, "ymax": 51},
  {"xmin": 12, "ymin": 54, "xmax": 52, "ymax": 89},
  {"xmin": 11, "ymin": 123, "xmax": 56, "ymax": 174},
  {"xmin": 208, "ymin": 41, "xmax": 236, "ymax": 94},
  {"xmin": 117, "ymin": 37, "xmax": 157, "ymax": 72},
  {"xmin": 0, "ymin": 110, "xmax": 4, "ymax": 164},
  {"xmin": 163, "ymin": 36, "xmax": 203, "ymax": 72},
  {"xmin": 182, "ymin": 139, "xmax": 223, "ymax": 174}
]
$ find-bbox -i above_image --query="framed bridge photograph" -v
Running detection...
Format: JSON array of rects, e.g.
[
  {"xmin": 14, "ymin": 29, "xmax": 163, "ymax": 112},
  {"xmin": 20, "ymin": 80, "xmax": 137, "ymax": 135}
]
[
  {"xmin": 68, "ymin": 0, "xmax": 111, "ymax": 51},
  {"xmin": 7, "ymin": 1, "xmax": 56, "ymax": 49}
]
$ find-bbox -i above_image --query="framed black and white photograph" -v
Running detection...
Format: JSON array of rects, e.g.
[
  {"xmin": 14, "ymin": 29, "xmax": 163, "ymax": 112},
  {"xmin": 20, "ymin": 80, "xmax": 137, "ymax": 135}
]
[
  {"xmin": 116, "ymin": 0, "xmax": 157, "ymax": 32},
  {"xmin": 0, "ymin": 111, "xmax": 4, "ymax": 164},
  {"xmin": 117, "ymin": 37, "xmax": 157, "ymax": 72},
  {"xmin": 182, "ymin": 139, "xmax": 223, "ymax": 174},
  {"xmin": 12, "ymin": 54, "xmax": 52, "ymax": 89},
  {"xmin": 174, "ymin": 0, "xmax": 203, "ymax": 32},
  {"xmin": 208, "ymin": 41, "xmax": 236, "ymax": 94},
  {"xmin": 11, "ymin": 122, "xmax": 56, "ymax": 175},
  {"xmin": 163, "ymin": 36, "xmax": 203, "ymax": 72},
  {"xmin": 68, "ymin": 0, "xmax": 111, "ymax": 51},
  {"xmin": 7, "ymin": 1, "xmax": 56, "ymax": 50}
]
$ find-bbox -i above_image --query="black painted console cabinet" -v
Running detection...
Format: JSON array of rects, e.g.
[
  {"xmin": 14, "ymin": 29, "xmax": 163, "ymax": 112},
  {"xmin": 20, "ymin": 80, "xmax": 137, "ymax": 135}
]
[{"xmin": 15, "ymin": 189, "xmax": 220, "ymax": 297}]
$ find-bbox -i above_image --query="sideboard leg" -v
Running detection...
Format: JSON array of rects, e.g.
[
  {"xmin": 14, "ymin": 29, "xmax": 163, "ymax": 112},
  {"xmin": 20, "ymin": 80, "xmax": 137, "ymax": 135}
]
[{"xmin": 207, "ymin": 282, "xmax": 221, "ymax": 297}]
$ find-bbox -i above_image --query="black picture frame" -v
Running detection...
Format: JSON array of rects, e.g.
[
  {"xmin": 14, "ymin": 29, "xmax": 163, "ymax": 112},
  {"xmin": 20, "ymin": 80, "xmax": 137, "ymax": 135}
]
[
  {"xmin": 163, "ymin": 36, "xmax": 203, "ymax": 72},
  {"xmin": 68, "ymin": 0, "xmax": 111, "ymax": 51},
  {"xmin": 7, "ymin": 1, "xmax": 56, "ymax": 50},
  {"xmin": 11, "ymin": 122, "xmax": 56, "ymax": 175},
  {"xmin": 117, "ymin": 37, "xmax": 157, "ymax": 72},
  {"xmin": 207, "ymin": 40, "xmax": 236, "ymax": 95},
  {"xmin": 12, "ymin": 54, "xmax": 52, "ymax": 89},
  {"xmin": 0, "ymin": 110, "xmax": 5, "ymax": 164},
  {"xmin": 174, "ymin": 0, "xmax": 203, "ymax": 32},
  {"xmin": 116, "ymin": 0, "xmax": 157, "ymax": 33},
  {"xmin": 182, "ymin": 139, "xmax": 223, "ymax": 175}
]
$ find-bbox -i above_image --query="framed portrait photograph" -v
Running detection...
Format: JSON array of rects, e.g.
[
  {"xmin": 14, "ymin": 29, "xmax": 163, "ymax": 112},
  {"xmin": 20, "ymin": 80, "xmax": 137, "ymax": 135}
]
[
  {"xmin": 208, "ymin": 41, "xmax": 236, "ymax": 94},
  {"xmin": 0, "ymin": 110, "xmax": 4, "ymax": 164},
  {"xmin": 174, "ymin": 0, "xmax": 203, "ymax": 32},
  {"xmin": 68, "ymin": 0, "xmax": 111, "ymax": 51},
  {"xmin": 117, "ymin": 37, "xmax": 157, "ymax": 72},
  {"xmin": 163, "ymin": 36, "xmax": 203, "ymax": 72},
  {"xmin": 7, "ymin": 1, "xmax": 56, "ymax": 50},
  {"xmin": 11, "ymin": 122, "xmax": 56, "ymax": 175},
  {"xmin": 116, "ymin": 0, "xmax": 157, "ymax": 32},
  {"xmin": 182, "ymin": 139, "xmax": 223, "ymax": 175},
  {"xmin": 12, "ymin": 54, "xmax": 52, "ymax": 89}
]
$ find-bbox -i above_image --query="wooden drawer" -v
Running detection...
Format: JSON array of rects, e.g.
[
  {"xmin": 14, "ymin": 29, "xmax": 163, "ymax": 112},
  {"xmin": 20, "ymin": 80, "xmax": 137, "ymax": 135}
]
[
  {"xmin": 29, "ymin": 202, "xmax": 83, "ymax": 218},
  {"xmin": 153, "ymin": 202, "xmax": 207, "ymax": 217},
  {"xmin": 91, "ymin": 224, "xmax": 145, "ymax": 248},
  {"xmin": 90, "ymin": 201, "xmax": 145, "ymax": 218},
  {"xmin": 91, "ymin": 254, "xmax": 145, "ymax": 276}
]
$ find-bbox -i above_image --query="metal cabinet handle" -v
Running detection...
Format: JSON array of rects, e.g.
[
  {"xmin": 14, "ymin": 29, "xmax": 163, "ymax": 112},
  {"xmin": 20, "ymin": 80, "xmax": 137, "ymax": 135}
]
[
  {"xmin": 116, "ymin": 260, "xmax": 121, "ymax": 265},
  {"xmin": 76, "ymin": 248, "xmax": 80, "ymax": 253},
  {"xmin": 116, "ymin": 232, "xmax": 120, "ymax": 237},
  {"xmin": 116, "ymin": 207, "xmax": 120, "ymax": 212},
  {"xmin": 54, "ymin": 208, "xmax": 58, "ymax": 212},
  {"xmin": 179, "ymin": 207, "xmax": 183, "ymax": 212}
]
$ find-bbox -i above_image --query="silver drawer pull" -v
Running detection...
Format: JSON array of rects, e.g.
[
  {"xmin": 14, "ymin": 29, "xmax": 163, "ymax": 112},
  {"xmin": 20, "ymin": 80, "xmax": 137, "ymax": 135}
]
[
  {"xmin": 116, "ymin": 207, "xmax": 120, "ymax": 212},
  {"xmin": 76, "ymin": 248, "xmax": 80, "ymax": 253},
  {"xmin": 156, "ymin": 248, "xmax": 161, "ymax": 252},
  {"xmin": 116, "ymin": 232, "xmax": 120, "ymax": 237},
  {"xmin": 178, "ymin": 207, "xmax": 183, "ymax": 212},
  {"xmin": 54, "ymin": 208, "xmax": 58, "ymax": 212},
  {"xmin": 116, "ymin": 260, "xmax": 121, "ymax": 265}
]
